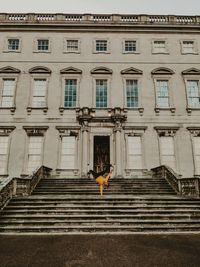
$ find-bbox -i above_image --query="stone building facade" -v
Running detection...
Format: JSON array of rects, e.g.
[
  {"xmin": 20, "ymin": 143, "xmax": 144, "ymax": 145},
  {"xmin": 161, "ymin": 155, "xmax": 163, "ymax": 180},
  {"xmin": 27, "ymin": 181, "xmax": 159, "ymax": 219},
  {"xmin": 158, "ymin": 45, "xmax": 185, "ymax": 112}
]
[{"xmin": 0, "ymin": 13, "xmax": 200, "ymax": 179}]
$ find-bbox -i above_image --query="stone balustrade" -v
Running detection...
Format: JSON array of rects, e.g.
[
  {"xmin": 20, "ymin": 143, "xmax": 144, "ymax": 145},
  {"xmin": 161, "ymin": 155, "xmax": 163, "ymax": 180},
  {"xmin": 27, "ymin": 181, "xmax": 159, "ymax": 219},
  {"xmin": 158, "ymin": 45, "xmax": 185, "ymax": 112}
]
[
  {"xmin": 0, "ymin": 13, "xmax": 199, "ymax": 25},
  {"xmin": 152, "ymin": 165, "xmax": 200, "ymax": 198},
  {"xmin": 0, "ymin": 165, "xmax": 52, "ymax": 210}
]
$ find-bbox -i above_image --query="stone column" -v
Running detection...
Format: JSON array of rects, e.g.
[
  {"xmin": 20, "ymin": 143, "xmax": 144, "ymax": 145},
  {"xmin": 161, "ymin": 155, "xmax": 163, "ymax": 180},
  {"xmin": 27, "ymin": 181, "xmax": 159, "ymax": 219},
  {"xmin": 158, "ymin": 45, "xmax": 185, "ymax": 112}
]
[
  {"xmin": 114, "ymin": 125, "xmax": 122, "ymax": 177},
  {"xmin": 81, "ymin": 126, "xmax": 89, "ymax": 177}
]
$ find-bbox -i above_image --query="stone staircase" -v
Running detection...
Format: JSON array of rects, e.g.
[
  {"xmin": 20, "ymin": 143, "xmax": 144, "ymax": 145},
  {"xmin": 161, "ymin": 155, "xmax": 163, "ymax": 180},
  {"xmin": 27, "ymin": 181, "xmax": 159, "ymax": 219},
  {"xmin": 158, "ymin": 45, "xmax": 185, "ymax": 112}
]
[{"xmin": 0, "ymin": 176, "xmax": 200, "ymax": 233}]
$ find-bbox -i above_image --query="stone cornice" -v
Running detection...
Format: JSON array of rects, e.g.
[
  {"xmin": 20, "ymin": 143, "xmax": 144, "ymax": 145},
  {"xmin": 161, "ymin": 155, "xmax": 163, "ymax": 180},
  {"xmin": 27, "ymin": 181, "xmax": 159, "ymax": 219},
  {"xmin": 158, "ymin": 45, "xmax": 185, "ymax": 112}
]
[{"xmin": 0, "ymin": 13, "xmax": 199, "ymax": 33}]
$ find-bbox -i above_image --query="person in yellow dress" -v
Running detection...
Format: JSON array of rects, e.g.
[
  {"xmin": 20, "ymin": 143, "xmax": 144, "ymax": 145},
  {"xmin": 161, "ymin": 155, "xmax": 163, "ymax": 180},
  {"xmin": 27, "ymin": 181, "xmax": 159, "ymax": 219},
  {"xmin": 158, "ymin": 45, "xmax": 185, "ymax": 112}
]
[{"xmin": 87, "ymin": 164, "xmax": 113, "ymax": 196}]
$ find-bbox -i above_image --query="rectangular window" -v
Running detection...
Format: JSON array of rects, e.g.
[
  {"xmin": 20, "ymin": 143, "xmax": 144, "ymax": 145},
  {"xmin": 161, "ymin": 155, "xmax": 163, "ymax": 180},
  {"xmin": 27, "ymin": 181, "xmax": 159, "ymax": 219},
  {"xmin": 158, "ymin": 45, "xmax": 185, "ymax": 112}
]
[
  {"xmin": 126, "ymin": 80, "xmax": 138, "ymax": 107},
  {"xmin": 182, "ymin": 41, "xmax": 194, "ymax": 53},
  {"xmin": 7, "ymin": 39, "xmax": 19, "ymax": 51},
  {"xmin": 186, "ymin": 80, "xmax": 200, "ymax": 108},
  {"xmin": 27, "ymin": 136, "xmax": 43, "ymax": 173},
  {"xmin": 193, "ymin": 137, "xmax": 200, "ymax": 174},
  {"xmin": 60, "ymin": 136, "xmax": 75, "ymax": 169},
  {"xmin": 127, "ymin": 136, "xmax": 142, "ymax": 169},
  {"xmin": 32, "ymin": 79, "xmax": 47, "ymax": 108},
  {"xmin": 37, "ymin": 39, "xmax": 49, "ymax": 51},
  {"xmin": 156, "ymin": 80, "xmax": 169, "ymax": 108},
  {"xmin": 160, "ymin": 136, "xmax": 176, "ymax": 170},
  {"xmin": 95, "ymin": 40, "xmax": 107, "ymax": 52},
  {"xmin": 124, "ymin": 40, "xmax": 136, "ymax": 52},
  {"xmin": 64, "ymin": 79, "xmax": 77, "ymax": 107},
  {"xmin": 153, "ymin": 40, "xmax": 166, "ymax": 53},
  {"xmin": 0, "ymin": 136, "xmax": 9, "ymax": 174},
  {"xmin": 96, "ymin": 79, "xmax": 107, "ymax": 108},
  {"xmin": 66, "ymin": 40, "xmax": 79, "ymax": 52},
  {"xmin": 1, "ymin": 79, "xmax": 15, "ymax": 107}
]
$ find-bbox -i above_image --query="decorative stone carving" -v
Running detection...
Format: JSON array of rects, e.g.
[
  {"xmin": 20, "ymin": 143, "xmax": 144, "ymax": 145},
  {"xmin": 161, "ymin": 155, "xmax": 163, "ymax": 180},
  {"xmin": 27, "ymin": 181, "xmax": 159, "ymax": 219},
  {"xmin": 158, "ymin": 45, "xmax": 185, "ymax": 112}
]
[
  {"xmin": 121, "ymin": 67, "xmax": 143, "ymax": 75},
  {"xmin": 0, "ymin": 66, "xmax": 21, "ymax": 73},
  {"xmin": 187, "ymin": 127, "xmax": 200, "ymax": 137},
  {"xmin": 29, "ymin": 66, "xmax": 51, "ymax": 74},
  {"xmin": 154, "ymin": 126, "xmax": 179, "ymax": 137},
  {"xmin": 60, "ymin": 67, "xmax": 82, "ymax": 74},
  {"xmin": 56, "ymin": 126, "xmax": 80, "ymax": 137},
  {"xmin": 151, "ymin": 67, "xmax": 175, "ymax": 75},
  {"xmin": 0, "ymin": 126, "xmax": 15, "ymax": 136},
  {"xmin": 90, "ymin": 67, "xmax": 113, "ymax": 75},
  {"xmin": 23, "ymin": 126, "xmax": 48, "ymax": 136}
]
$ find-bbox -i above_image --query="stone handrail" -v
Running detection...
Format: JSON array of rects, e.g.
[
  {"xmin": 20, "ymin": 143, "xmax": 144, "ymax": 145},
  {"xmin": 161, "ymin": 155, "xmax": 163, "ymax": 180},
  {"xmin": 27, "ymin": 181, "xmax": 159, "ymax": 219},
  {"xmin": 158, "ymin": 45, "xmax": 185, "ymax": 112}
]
[
  {"xmin": 0, "ymin": 165, "xmax": 52, "ymax": 210},
  {"xmin": 151, "ymin": 165, "xmax": 200, "ymax": 198},
  {"xmin": 0, "ymin": 13, "xmax": 199, "ymax": 25}
]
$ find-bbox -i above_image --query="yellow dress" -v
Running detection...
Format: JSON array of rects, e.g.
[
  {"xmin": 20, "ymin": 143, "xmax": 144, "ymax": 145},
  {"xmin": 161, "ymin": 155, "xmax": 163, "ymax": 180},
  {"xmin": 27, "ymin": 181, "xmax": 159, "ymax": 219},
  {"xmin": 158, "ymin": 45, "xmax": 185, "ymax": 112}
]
[{"xmin": 95, "ymin": 172, "xmax": 111, "ymax": 196}]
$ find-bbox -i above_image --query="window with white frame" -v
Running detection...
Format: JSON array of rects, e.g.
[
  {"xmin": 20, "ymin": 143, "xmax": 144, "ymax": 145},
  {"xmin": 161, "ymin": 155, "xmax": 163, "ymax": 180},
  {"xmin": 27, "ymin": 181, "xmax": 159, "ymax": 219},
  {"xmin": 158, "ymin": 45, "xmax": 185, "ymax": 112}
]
[
  {"xmin": 64, "ymin": 79, "xmax": 77, "ymax": 107},
  {"xmin": 7, "ymin": 39, "xmax": 20, "ymax": 51},
  {"xmin": 32, "ymin": 79, "xmax": 47, "ymax": 107},
  {"xmin": 127, "ymin": 136, "xmax": 142, "ymax": 169},
  {"xmin": 186, "ymin": 80, "xmax": 200, "ymax": 108},
  {"xmin": 153, "ymin": 40, "xmax": 167, "ymax": 53},
  {"xmin": 96, "ymin": 79, "xmax": 108, "ymax": 108},
  {"xmin": 37, "ymin": 39, "xmax": 49, "ymax": 51},
  {"xmin": 0, "ymin": 136, "xmax": 9, "ymax": 174},
  {"xmin": 124, "ymin": 40, "xmax": 137, "ymax": 53},
  {"xmin": 193, "ymin": 137, "xmax": 200, "ymax": 174},
  {"xmin": 60, "ymin": 136, "xmax": 75, "ymax": 169},
  {"xmin": 27, "ymin": 136, "xmax": 43, "ymax": 173},
  {"xmin": 181, "ymin": 40, "xmax": 195, "ymax": 54},
  {"xmin": 0, "ymin": 79, "xmax": 15, "ymax": 107},
  {"xmin": 156, "ymin": 80, "xmax": 170, "ymax": 108},
  {"xmin": 160, "ymin": 136, "xmax": 176, "ymax": 170},
  {"xmin": 126, "ymin": 80, "xmax": 138, "ymax": 108},
  {"xmin": 95, "ymin": 40, "xmax": 108, "ymax": 52},
  {"xmin": 66, "ymin": 40, "xmax": 79, "ymax": 52}
]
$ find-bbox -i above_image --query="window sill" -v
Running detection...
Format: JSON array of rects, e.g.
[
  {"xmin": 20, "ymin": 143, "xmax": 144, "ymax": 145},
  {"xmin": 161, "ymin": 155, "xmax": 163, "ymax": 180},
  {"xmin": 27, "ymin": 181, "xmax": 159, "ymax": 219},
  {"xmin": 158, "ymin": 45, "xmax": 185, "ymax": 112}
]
[
  {"xmin": 126, "ymin": 107, "xmax": 144, "ymax": 116},
  {"xmin": 63, "ymin": 51, "xmax": 80, "ymax": 54},
  {"xmin": 155, "ymin": 107, "xmax": 176, "ymax": 114},
  {"xmin": 3, "ymin": 50, "xmax": 21, "ymax": 53},
  {"xmin": 0, "ymin": 106, "xmax": 16, "ymax": 114},
  {"xmin": 93, "ymin": 51, "xmax": 110, "ymax": 54},
  {"xmin": 187, "ymin": 107, "xmax": 200, "ymax": 115},
  {"xmin": 33, "ymin": 51, "xmax": 51, "ymax": 53},
  {"xmin": 59, "ymin": 106, "xmax": 78, "ymax": 115},
  {"xmin": 123, "ymin": 51, "xmax": 140, "ymax": 54},
  {"xmin": 152, "ymin": 51, "xmax": 169, "ymax": 55},
  {"xmin": 181, "ymin": 52, "xmax": 198, "ymax": 55},
  {"xmin": 27, "ymin": 106, "xmax": 48, "ymax": 114}
]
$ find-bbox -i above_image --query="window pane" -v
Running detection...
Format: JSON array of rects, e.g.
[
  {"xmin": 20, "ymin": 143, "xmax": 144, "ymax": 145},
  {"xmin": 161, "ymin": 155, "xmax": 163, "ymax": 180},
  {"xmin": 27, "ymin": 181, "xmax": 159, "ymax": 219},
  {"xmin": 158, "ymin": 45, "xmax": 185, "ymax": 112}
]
[
  {"xmin": 126, "ymin": 80, "xmax": 138, "ymax": 107},
  {"xmin": 61, "ymin": 136, "xmax": 75, "ymax": 169},
  {"xmin": 125, "ymin": 41, "xmax": 136, "ymax": 52},
  {"xmin": 187, "ymin": 80, "xmax": 200, "ymax": 108},
  {"xmin": 64, "ymin": 79, "xmax": 77, "ymax": 107},
  {"xmin": 1, "ymin": 79, "xmax": 15, "ymax": 107},
  {"xmin": 96, "ymin": 40, "xmax": 107, "ymax": 52},
  {"xmin": 8, "ymin": 39, "xmax": 19, "ymax": 50},
  {"xmin": 27, "ymin": 136, "xmax": 43, "ymax": 173},
  {"xmin": 0, "ymin": 136, "xmax": 9, "ymax": 174},
  {"xmin": 66, "ymin": 40, "xmax": 79, "ymax": 51},
  {"xmin": 96, "ymin": 80, "xmax": 107, "ymax": 108},
  {"xmin": 37, "ymin": 39, "xmax": 49, "ymax": 51},
  {"xmin": 154, "ymin": 41, "xmax": 166, "ymax": 52},
  {"xmin": 156, "ymin": 80, "xmax": 169, "ymax": 107},
  {"xmin": 32, "ymin": 79, "xmax": 46, "ymax": 107},
  {"xmin": 160, "ymin": 136, "xmax": 176, "ymax": 169},
  {"xmin": 127, "ymin": 136, "xmax": 142, "ymax": 169}
]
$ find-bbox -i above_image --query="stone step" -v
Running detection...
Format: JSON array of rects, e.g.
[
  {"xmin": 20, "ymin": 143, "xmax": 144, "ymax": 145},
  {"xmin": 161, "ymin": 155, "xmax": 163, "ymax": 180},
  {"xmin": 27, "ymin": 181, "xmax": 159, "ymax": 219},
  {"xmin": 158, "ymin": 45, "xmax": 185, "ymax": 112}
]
[
  {"xmin": 2, "ymin": 209, "xmax": 200, "ymax": 215},
  {"xmin": 5, "ymin": 204, "xmax": 200, "ymax": 209},
  {"xmin": 1, "ymin": 214, "xmax": 199, "ymax": 220},
  {"xmin": 1, "ymin": 224, "xmax": 200, "ymax": 233},
  {"xmin": 1, "ymin": 219, "xmax": 200, "ymax": 226}
]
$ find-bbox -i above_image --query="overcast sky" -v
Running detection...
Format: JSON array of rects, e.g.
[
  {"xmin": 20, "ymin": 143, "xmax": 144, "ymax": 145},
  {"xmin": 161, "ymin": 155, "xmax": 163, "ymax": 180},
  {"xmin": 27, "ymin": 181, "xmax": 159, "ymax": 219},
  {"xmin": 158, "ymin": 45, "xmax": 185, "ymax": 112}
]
[{"xmin": 0, "ymin": 0, "xmax": 200, "ymax": 15}]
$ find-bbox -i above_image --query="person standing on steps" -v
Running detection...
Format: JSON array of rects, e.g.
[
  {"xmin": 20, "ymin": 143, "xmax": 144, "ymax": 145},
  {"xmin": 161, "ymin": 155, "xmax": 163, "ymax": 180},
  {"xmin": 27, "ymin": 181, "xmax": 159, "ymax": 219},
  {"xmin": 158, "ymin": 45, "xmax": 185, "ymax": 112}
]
[{"xmin": 87, "ymin": 164, "xmax": 114, "ymax": 196}]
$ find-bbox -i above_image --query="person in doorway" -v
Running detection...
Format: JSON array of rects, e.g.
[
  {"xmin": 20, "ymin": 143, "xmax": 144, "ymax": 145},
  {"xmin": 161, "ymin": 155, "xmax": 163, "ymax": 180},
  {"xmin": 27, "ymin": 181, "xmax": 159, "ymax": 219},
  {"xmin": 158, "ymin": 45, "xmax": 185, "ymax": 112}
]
[{"xmin": 87, "ymin": 164, "xmax": 114, "ymax": 196}]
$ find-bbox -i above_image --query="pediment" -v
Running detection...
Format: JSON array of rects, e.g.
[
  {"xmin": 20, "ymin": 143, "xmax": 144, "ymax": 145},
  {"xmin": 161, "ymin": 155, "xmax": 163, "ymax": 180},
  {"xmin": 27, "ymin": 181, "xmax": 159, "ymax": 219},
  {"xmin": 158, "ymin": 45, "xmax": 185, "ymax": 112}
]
[
  {"xmin": 151, "ymin": 67, "xmax": 174, "ymax": 75},
  {"xmin": 121, "ymin": 67, "xmax": 143, "ymax": 75},
  {"xmin": 182, "ymin": 68, "xmax": 200, "ymax": 75},
  {"xmin": 91, "ymin": 67, "xmax": 113, "ymax": 75},
  {"xmin": 29, "ymin": 66, "xmax": 51, "ymax": 74},
  {"xmin": 60, "ymin": 67, "xmax": 82, "ymax": 74},
  {"xmin": 0, "ymin": 66, "xmax": 21, "ymax": 74}
]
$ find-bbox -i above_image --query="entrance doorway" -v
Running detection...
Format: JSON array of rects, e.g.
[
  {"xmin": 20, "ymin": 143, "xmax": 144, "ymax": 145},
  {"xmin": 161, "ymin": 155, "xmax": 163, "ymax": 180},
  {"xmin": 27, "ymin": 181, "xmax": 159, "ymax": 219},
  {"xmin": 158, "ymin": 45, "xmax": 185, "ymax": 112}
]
[{"xmin": 93, "ymin": 136, "xmax": 110, "ymax": 172}]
